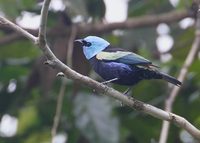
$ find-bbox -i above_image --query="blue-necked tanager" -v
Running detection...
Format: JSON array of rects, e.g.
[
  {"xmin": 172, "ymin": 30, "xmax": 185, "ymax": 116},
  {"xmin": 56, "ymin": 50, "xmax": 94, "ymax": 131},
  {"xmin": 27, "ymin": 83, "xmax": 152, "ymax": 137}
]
[{"xmin": 75, "ymin": 36, "xmax": 181, "ymax": 87}]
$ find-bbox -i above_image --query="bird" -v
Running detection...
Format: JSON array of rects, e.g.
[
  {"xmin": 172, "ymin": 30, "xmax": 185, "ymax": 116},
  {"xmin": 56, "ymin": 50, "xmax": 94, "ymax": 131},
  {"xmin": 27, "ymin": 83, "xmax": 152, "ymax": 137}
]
[{"xmin": 74, "ymin": 36, "xmax": 181, "ymax": 91}]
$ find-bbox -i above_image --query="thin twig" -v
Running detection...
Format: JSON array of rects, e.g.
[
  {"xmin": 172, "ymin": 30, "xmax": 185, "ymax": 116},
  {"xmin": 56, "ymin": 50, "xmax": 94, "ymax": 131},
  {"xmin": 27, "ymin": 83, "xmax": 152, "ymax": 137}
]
[
  {"xmin": 51, "ymin": 26, "xmax": 77, "ymax": 138},
  {"xmin": 0, "ymin": 9, "xmax": 191, "ymax": 40},
  {"xmin": 67, "ymin": 26, "xmax": 77, "ymax": 67},
  {"xmin": 51, "ymin": 81, "xmax": 66, "ymax": 137},
  {"xmin": 78, "ymin": 10, "xmax": 191, "ymax": 34},
  {"xmin": 159, "ymin": 4, "xmax": 200, "ymax": 143},
  {"xmin": 1, "ymin": 2, "xmax": 200, "ymax": 141}
]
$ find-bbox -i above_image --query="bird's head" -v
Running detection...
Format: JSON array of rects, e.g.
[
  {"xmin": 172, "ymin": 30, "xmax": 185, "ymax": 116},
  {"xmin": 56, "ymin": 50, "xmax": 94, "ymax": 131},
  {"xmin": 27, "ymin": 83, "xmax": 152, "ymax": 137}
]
[{"xmin": 74, "ymin": 36, "xmax": 110, "ymax": 59}]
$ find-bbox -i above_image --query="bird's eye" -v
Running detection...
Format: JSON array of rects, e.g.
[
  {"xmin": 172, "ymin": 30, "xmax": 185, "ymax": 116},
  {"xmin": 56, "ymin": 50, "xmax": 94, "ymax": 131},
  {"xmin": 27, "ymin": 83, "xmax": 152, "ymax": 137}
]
[{"xmin": 82, "ymin": 40, "xmax": 92, "ymax": 47}]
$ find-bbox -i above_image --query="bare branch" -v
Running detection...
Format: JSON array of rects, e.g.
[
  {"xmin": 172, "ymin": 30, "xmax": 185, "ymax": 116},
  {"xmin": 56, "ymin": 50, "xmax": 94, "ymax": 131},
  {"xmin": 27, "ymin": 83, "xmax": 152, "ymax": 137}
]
[
  {"xmin": 67, "ymin": 26, "xmax": 77, "ymax": 67},
  {"xmin": 77, "ymin": 10, "xmax": 191, "ymax": 34},
  {"xmin": 0, "ymin": 16, "xmax": 37, "ymax": 43},
  {"xmin": 38, "ymin": 0, "xmax": 51, "ymax": 43},
  {"xmin": 0, "ymin": 9, "xmax": 193, "ymax": 47},
  {"xmin": 51, "ymin": 81, "xmax": 66, "ymax": 137},
  {"xmin": 1, "ymin": 1, "xmax": 200, "ymax": 141},
  {"xmin": 51, "ymin": 25, "xmax": 77, "ymax": 137},
  {"xmin": 159, "ymin": 4, "xmax": 200, "ymax": 143},
  {"xmin": 48, "ymin": 58, "xmax": 200, "ymax": 140},
  {"xmin": 0, "ymin": 9, "xmax": 192, "ymax": 45},
  {"xmin": 38, "ymin": 0, "xmax": 59, "ymax": 138}
]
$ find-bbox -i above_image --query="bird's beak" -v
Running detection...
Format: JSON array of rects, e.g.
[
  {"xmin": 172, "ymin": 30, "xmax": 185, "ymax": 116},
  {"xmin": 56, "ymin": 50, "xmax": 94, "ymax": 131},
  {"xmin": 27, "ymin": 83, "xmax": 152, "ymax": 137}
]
[
  {"xmin": 74, "ymin": 39, "xmax": 83, "ymax": 47},
  {"xmin": 74, "ymin": 39, "xmax": 83, "ymax": 44}
]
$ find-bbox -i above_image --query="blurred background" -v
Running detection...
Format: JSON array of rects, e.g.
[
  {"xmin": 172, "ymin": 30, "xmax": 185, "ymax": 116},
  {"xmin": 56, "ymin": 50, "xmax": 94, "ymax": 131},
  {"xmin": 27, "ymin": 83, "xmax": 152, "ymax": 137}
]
[{"xmin": 0, "ymin": 0, "xmax": 200, "ymax": 143}]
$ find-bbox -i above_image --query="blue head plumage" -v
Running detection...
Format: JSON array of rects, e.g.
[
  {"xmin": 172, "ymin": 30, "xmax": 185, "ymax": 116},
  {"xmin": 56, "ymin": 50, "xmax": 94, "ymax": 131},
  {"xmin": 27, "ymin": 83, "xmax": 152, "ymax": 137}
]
[{"xmin": 81, "ymin": 36, "xmax": 110, "ymax": 59}]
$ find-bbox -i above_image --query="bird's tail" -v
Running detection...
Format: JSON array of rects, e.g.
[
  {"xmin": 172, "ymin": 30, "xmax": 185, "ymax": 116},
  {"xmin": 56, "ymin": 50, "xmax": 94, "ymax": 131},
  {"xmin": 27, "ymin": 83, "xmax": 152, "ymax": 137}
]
[{"xmin": 160, "ymin": 72, "xmax": 181, "ymax": 86}]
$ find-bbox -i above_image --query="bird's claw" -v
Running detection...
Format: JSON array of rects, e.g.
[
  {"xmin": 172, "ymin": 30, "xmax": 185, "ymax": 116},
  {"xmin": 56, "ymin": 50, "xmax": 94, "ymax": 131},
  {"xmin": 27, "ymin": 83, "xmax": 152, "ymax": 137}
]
[
  {"xmin": 127, "ymin": 96, "xmax": 134, "ymax": 101},
  {"xmin": 120, "ymin": 96, "xmax": 135, "ymax": 107},
  {"xmin": 101, "ymin": 78, "xmax": 119, "ymax": 85},
  {"xmin": 123, "ymin": 87, "xmax": 132, "ymax": 96}
]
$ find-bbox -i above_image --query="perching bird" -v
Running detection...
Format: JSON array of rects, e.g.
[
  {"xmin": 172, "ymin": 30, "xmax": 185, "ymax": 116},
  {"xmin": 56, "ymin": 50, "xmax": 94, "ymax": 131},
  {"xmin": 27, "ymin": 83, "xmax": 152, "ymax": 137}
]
[{"xmin": 75, "ymin": 36, "xmax": 181, "ymax": 88}]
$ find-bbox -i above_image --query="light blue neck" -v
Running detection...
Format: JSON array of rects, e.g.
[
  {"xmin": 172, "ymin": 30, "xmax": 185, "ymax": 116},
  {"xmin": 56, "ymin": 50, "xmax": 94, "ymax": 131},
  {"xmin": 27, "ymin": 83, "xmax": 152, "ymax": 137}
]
[{"xmin": 83, "ymin": 36, "xmax": 110, "ymax": 59}]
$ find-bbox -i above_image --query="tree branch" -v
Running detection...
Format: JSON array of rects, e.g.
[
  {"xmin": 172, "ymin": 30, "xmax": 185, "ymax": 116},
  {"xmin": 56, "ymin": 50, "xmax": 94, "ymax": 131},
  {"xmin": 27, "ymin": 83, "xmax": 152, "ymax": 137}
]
[
  {"xmin": 0, "ymin": 9, "xmax": 193, "ymax": 47},
  {"xmin": 0, "ymin": 1, "xmax": 200, "ymax": 141},
  {"xmin": 0, "ymin": 17, "xmax": 37, "ymax": 43},
  {"xmin": 38, "ymin": 0, "xmax": 51, "ymax": 44},
  {"xmin": 51, "ymin": 25, "xmax": 77, "ymax": 138},
  {"xmin": 77, "ymin": 9, "xmax": 191, "ymax": 34},
  {"xmin": 0, "ymin": 9, "xmax": 193, "ymax": 48},
  {"xmin": 159, "ymin": 4, "xmax": 200, "ymax": 143},
  {"xmin": 51, "ymin": 79, "xmax": 66, "ymax": 138}
]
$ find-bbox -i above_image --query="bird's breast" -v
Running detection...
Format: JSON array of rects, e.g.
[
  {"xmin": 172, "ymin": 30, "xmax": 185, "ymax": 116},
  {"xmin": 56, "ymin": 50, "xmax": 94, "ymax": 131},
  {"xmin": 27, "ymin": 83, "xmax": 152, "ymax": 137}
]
[{"xmin": 89, "ymin": 57, "xmax": 142, "ymax": 85}]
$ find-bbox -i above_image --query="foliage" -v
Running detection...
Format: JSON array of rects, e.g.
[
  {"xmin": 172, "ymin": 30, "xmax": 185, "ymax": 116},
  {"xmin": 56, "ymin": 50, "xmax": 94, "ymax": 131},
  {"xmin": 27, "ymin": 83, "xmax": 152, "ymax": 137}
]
[
  {"xmin": 0, "ymin": 0, "xmax": 200, "ymax": 143},
  {"xmin": 74, "ymin": 94, "xmax": 119, "ymax": 143}
]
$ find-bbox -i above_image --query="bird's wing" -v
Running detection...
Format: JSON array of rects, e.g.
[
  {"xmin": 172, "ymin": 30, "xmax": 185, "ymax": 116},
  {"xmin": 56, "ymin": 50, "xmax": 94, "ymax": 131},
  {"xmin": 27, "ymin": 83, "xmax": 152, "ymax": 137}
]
[{"xmin": 96, "ymin": 51, "xmax": 155, "ymax": 66}]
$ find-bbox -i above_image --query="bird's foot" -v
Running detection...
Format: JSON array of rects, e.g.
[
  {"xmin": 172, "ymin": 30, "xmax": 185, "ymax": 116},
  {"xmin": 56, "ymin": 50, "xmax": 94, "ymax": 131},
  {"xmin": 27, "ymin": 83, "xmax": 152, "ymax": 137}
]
[
  {"xmin": 123, "ymin": 87, "xmax": 132, "ymax": 96},
  {"xmin": 127, "ymin": 96, "xmax": 135, "ymax": 101},
  {"xmin": 120, "ymin": 87, "xmax": 132, "ymax": 106},
  {"xmin": 93, "ymin": 78, "xmax": 118, "ymax": 93},
  {"xmin": 101, "ymin": 78, "xmax": 119, "ymax": 85},
  {"xmin": 92, "ymin": 89, "xmax": 97, "ymax": 93},
  {"xmin": 120, "ymin": 96, "xmax": 134, "ymax": 107}
]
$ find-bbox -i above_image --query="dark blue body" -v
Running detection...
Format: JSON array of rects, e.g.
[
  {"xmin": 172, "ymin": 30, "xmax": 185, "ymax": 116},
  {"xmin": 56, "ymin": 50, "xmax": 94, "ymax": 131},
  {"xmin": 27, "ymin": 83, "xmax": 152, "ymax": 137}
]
[{"xmin": 89, "ymin": 57, "xmax": 162, "ymax": 86}]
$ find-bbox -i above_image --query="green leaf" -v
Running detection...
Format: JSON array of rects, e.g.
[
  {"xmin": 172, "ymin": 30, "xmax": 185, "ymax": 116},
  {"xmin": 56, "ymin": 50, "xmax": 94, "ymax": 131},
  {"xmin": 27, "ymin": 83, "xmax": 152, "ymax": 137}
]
[
  {"xmin": 171, "ymin": 28, "xmax": 194, "ymax": 61},
  {"xmin": 0, "ymin": 0, "xmax": 20, "ymax": 18},
  {"xmin": 74, "ymin": 94, "xmax": 119, "ymax": 143},
  {"xmin": 22, "ymin": 130, "xmax": 50, "ymax": 143},
  {"xmin": 64, "ymin": 0, "xmax": 88, "ymax": 18},
  {"xmin": 86, "ymin": 0, "xmax": 105, "ymax": 19},
  {"xmin": 18, "ymin": 106, "xmax": 40, "ymax": 135},
  {"xmin": 0, "ymin": 0, "xmax": 36, "ymax": 18},
  {"xmin": 195, "ymin": 116, "xmax": 200, "ymax": 129},
  {"xmin": 0, "ymin": 40, "xmax": 40, "ymax": 59},
  {"xmin": 0, "ymin": 66, "xmax": 28, "ymax": 82},
  {"xmin": 128, "ymin": 0, "xmax": 171, "ymax": 17},
  {"xmin": 177, "ymin": 1, "xmax": 193, "ymax": 10},
  {"xmin": 20, "ymin": 0, "xmax": 36, "ymax": 10}
]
